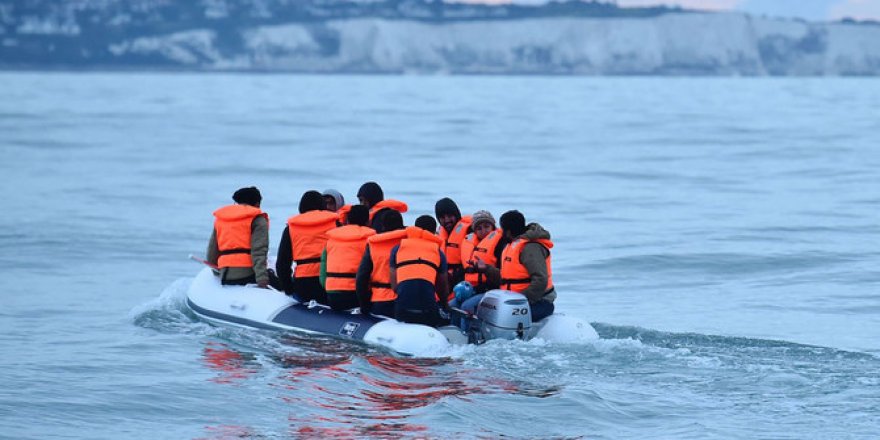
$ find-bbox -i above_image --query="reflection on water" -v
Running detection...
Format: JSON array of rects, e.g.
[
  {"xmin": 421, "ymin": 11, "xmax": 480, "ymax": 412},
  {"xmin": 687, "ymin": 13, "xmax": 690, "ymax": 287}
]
[
  {"xmin": 202, "ymin": 342, "xmax": 259, "ymax": 384},
  {"xmin": 284, "ymin": 355, "xmax": 464, "ymax": 439},
  {"xmin": 270, "ymin": 347, "xmax": 557, "ymax": 438},
  {"xmin": 290, "ymin": 422, "xmax": 430, "ymax": 439},
  {"xmin": 365, "ymin": 355, "xmax": 452, "ymax": 378},
  {"xmin": 277, "ymin": 332, "xmax": 373, "ymax": 356},
  {"xmin": 359, "ymin": 356, "xmax": 484, "ymax": 412},
  {"xmin": 195, "ymin": 425, "xmax": 258, "ymax": 440},
  {"xmin": 193, "ymin": 313, "xmax": 568, "ymax": 438}
]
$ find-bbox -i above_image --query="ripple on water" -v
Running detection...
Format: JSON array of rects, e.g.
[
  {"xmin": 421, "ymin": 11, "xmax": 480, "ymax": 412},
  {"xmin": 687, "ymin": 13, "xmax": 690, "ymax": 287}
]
[{"xmin": 580, "ymin": 251, "xmax": 858, "ymax": 276}]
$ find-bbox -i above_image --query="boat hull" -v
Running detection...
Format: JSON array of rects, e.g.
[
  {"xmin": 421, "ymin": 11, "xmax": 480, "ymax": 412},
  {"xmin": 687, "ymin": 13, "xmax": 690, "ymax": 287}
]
[
  {"xmin": 185, "ymin": 268, "xmax": 598, "ymax": 355},
  {"xmin": 185, "ymin": 268, "xmax": 451, "ymax": 356}
]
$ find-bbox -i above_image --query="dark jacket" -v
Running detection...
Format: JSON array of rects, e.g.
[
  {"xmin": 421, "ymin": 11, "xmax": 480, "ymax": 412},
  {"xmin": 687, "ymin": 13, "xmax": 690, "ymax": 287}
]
[
  {"xmin": 483, "ymin": 223, "xmax": 555, "ymax": 304},
  {"xmin": 275, "ymin": 226, "xmax": 295, "ymax": 290},
  {"xmin": 355, "ymin": 246, "xmax": 375, "ymax": 312}
]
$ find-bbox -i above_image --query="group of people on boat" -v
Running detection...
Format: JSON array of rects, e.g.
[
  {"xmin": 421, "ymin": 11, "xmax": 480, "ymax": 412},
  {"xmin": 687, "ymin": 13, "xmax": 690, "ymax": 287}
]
[{"xmin": 206, "ymin": 182, "xmax": 556, "ymax": 328}]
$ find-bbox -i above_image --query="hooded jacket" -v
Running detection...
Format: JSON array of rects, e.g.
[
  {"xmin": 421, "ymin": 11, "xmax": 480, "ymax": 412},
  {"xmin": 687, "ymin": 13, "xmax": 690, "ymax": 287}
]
[
  {"xmin": 485, "ymin": 223, "xmax": 556, "ymax": 304},
  {"xmin": 322, "ymin": 189, "xmax": 344, "ymax": 210}
]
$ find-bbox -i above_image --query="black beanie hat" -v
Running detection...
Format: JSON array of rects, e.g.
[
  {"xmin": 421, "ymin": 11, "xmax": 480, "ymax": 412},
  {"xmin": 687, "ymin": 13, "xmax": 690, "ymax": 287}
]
[
  {"xmin": 232, "ymin": 186, "xmax": 262, "ymax": 206},
  {"xmin": 415, "ymin": 215, "xmax": 437, "ymax": 233},
  {"xmin": 381, "ymin": 210, "xmax": 405, "ymax": 232},
  {"xmin": 357, "ymin": 181, "xmax": 384, "ymax": 206},
  {"xmin": 298, "ymin": 190, "xmax": 324, "ymax": 214},
  {"xmin": 434, "ymin": 197, "xmax": 461, "ymax": 221},
  {"xmin": 347, "ymin": 205, "xmax": 370, "ymax": 227},
  {"xmin": 499, "ymin": 210, "xmax": 526, "ymax": 237}
]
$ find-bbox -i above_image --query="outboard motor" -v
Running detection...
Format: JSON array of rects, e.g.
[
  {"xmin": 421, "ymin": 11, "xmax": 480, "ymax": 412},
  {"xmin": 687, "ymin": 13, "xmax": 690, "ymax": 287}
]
[{"xmin": 473, "ymin": 290, "xmax": 532, "ymax": 343}]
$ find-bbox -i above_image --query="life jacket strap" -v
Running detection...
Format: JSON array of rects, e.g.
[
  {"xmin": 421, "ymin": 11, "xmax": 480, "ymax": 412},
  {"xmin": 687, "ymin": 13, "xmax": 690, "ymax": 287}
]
[
  {"xmin": 370, "ymin": 282, "xmax": 392, "ymax": 288},
  {"xmin": 218, "ymin": 248, "xmax": 250, "ymax": 256},
  {"xmin": 501, "ymin": 277, "xmax": 531, "ymax": 289},
  {"xmin": 396, "ymin": 258, "xmax": 439, "ymax": 272},
  {"xmin": 501, "ymin": 277, "xmax": 531, "ymax": 284},
  {"xmin": 295, "ymin": 257, "xmax": 322, "ymax": 265},
  {"xmin": 326, "ymin": 272, "xmax": 356, "ymax": 279}
]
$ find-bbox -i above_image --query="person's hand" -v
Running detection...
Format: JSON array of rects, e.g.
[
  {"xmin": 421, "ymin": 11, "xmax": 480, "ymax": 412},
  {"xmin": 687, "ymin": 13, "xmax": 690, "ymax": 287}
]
[{"xmin": 474, "ymin": 256, "xmax": 487, "ymax": 272}]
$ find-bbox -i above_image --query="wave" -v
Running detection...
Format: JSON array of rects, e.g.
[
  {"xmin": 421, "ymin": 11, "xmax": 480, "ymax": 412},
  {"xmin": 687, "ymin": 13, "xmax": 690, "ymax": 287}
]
[
  {"xmin": 130, "ymin": 278, "xmax": 880, "ymax": 438},
  {"xmin": 580, "ymin": 251, "xmax": 858, "ymax": 276},
  {"xmin": 592, "ymin": 322, "xmax": 878, "ymax": 362}
]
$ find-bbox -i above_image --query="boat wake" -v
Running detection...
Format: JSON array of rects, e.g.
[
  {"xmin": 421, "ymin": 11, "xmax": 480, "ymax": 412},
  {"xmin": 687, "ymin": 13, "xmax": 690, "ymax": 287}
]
[{"xmin": 128, "ymin": 278, "xmax": 880, "ymax": 438}]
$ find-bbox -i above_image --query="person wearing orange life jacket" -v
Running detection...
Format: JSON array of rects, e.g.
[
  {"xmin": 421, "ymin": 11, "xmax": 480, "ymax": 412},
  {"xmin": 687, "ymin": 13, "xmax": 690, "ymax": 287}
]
[
  {"xmin": 207, "ymin": 187, "xmax": 276, "ymax": 288},
  {"xmin": 322, "ymin": 188, "xmax": 352, "ymax": 225},
  {"xmin": 461, "ymin": 210, "xmax": 511, "ymax": 294},
  {"xmin": 356, "ymin": 181, "xmax": 408, "ymax": 232},
  {"xmin": 319, "ymin": 205, "xmax": 375, "ymax": 311},
  {"xmin": 477, "ymin": 210, "xmax": 556, "ymax": 322},
  {"xmin": 449, "ymin": 210, "xmax": 513, "ymax": 328},
  {"xmin": 390, "ymin": 215, "xmax": 450, "ymax": 327},
  {"xmin": 355, "ymin": 210, "xmax": 407, "ymax": 317},
  {"xmin": 435, "ymin": 198, "xmax": 472, "ymax": 292},
  {"xmin": 276, "ymin": 190, "xmax": 339, "ymax": 304}
]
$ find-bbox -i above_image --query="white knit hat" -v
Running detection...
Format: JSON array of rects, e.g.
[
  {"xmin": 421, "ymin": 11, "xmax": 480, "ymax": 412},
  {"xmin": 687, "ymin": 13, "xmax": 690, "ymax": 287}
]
[{"xmin": 471, "ymin": 210, "xmax": 496, "ymax": 229}]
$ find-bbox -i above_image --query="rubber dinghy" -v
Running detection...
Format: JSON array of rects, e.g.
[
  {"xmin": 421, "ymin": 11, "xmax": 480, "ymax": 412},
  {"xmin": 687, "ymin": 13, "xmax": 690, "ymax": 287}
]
[{"xmin": 186, "ymin": 268, "xmax": 597, "ymax": 356}]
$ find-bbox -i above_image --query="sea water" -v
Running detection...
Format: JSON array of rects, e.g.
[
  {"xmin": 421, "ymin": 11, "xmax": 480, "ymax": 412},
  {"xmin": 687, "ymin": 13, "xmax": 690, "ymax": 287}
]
[{"xmin": 0, "ymin": 73, "xmax": 878, "ymax": 439}]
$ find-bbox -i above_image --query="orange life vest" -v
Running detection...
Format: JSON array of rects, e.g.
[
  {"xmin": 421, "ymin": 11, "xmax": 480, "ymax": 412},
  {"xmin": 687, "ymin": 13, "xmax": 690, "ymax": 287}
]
[
  {"xmin": 460, "ymin": 232, "xmax": 479, "ymax": 270},
  {"xmin": 368, "ymin": 199, "xmax": 408, "ymax": 222},
  {"xmin": 500, "ymin": 237, "xmax": 554, "ymax": 295},
  {"xmin": 336, "ymin": 204, "xmax": 352, "ymax": 224},
  {"xmin": 395, "ymin": 226, "xmax": 444, "ymax": 284},
  {"xmin": 464, "ymin": 228, "xmax": 504, "ymax": 286},
  {"xmin": 439, "ymin": 215, "xmax": 472, "ymax": 267},
  {"xmin": 213, "ymin": 204, "xmax": 268, "ymax": 269},
  {"xmin": 287, "ymin": 210, "xmax": 339, "ymax": 278},
  {"xmin": 324, "ymin": 225, "xmax": 376, "ymax": 292},
  {"xmin": 366, "ymin": 229, "xmax": 408, "ymax": 302}
]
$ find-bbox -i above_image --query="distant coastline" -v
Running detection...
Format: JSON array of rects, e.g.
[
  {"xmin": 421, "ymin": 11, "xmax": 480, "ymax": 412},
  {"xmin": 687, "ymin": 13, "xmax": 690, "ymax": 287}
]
[{"xmin": 2, "ymin": 0, "xmax": 879, "ymax": 75}]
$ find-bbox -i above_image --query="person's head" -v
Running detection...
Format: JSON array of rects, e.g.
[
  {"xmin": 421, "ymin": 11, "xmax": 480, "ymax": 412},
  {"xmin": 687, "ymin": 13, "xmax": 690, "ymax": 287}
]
[
  {"xmin": 322, "ymin": 189, "xmax": 344, "ymax": 212},
  {"xmin": 357, "ymin": 181, "xmax": 384, "ymax": 208},
  {"xmin": 471, "ymin": 210, "xmax": 496, "ymax": 240},
  {"xmin": 499, "ymin": 210, "xmax": 526, "ymax": 239},
  {"xmin": 298, "ymin": 190, "xmax": 324, "ymax": 214},
  {"xmin": 434, "ymin": 197, "xmax": 462, "ymax": 233},
  {"xmin": 415, "ymin": 215, "xmax": 437, "ymax": 233},
  {"xmin": 232, "ymin": 186, "xmax": 262, "ymax": 208},
  {"xmin": 347, "ymin": 205, "xmax": 369, "ymax": 227},
  {"xmin": 381, "ymin": 210, "xmax": 405, "ymax": 233}
]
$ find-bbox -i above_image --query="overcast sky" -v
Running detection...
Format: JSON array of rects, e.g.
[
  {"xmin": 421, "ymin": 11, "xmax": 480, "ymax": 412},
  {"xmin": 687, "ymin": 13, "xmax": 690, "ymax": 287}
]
[{"xmin": 466, "ymin": 0, "xmax": 880, "ymax": 21}]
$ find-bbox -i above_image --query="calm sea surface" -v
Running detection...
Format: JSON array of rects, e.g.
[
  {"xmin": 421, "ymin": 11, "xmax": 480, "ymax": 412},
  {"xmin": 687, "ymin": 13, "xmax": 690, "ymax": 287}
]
[{"xmin": 1, "ymin": 73, "xmax": 879, "ymax": 439}]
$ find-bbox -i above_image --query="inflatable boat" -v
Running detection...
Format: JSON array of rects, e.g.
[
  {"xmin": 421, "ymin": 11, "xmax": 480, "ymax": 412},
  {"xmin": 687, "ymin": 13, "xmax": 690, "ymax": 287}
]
[{"xmin": 185, "ymin": 267, "xmax": 597, "ymax": 356}]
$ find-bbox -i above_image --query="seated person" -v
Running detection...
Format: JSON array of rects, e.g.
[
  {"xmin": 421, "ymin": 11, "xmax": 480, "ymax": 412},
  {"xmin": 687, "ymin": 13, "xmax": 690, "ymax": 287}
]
[
  {"xmin": 355, "ymin": 211, "xmax": 407, "ymax": 317},
  {"xmin": 356, "ymin": 181, "xmax": 407, "ymax": 232},
  {"xmin": 320, "ymin": 205, "xmax": 375, "ymax": 311},
  {"xmin": 478, "ymin": 210, "xmax": 556, "ymax": 322},
  {"xmin": 276, "ymin": 191, "xmax": 339, "ymax": 303},
  {"xmin": 390, "ymin": 215, "xmax": 450, "ymax": 327},
  {"xmin": 207, "ymin": 186, "xmax": 274, "ymax": 288}
]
